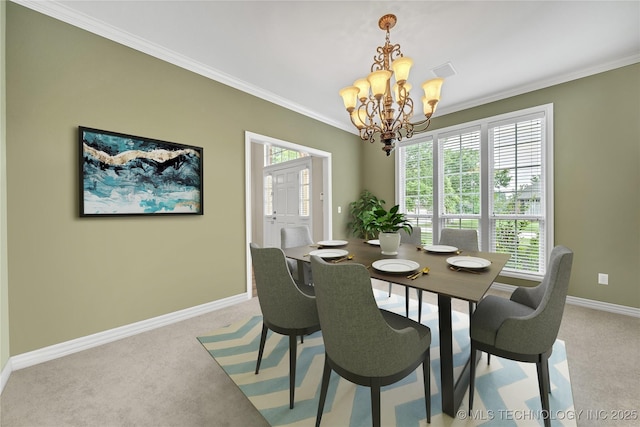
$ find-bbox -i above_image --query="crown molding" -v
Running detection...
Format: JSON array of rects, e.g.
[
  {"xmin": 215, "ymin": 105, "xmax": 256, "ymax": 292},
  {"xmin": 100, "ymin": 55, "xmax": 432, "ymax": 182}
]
[
  {"xmin": 11, "ymin": 1, "xmax": 640, "ymax": 136},
  {"xmin": 12, "ymin": 0, "xmax": 353, "ymax": 134},
  {"xmin": 436, "ymin": 54, "xmax": 640, "ymax": 117}
]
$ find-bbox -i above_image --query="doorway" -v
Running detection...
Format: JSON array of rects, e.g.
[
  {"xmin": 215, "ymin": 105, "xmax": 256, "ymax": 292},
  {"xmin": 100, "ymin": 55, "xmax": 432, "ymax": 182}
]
[
  {"xmin": 263, "ymin": 159, "xmax": 312, "ymax": 248},
  {"xmin": 244, "ymin": 132, "xmax": 332, "ymax": 297}
]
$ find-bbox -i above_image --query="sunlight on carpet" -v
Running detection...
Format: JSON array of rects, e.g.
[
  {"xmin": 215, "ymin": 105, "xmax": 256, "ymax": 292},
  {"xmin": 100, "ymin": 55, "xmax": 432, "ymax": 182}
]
[{"xmin": 198, "ymin": 289, "xmax": 575, "ymax": 427}]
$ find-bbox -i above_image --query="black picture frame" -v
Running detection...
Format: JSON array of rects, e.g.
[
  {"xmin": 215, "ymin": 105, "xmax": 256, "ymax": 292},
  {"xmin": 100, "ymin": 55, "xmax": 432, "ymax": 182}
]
[{"xmin": 79, "ymin": 126, "xmax": 203, "ymax": 216}]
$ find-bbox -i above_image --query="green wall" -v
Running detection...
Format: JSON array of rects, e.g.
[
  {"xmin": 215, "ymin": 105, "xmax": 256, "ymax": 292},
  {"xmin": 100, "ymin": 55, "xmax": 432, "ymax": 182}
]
[
  {"xmin": 4, "ymin": 3, "xmax": 639, "ymax": 361},
  {"xmin": 362, "ymin": 63, "xmax": 640, "ymax": 308},
  {"xmin": 5, "ymin": 3, "xmax": 361, "ymax": 355}
]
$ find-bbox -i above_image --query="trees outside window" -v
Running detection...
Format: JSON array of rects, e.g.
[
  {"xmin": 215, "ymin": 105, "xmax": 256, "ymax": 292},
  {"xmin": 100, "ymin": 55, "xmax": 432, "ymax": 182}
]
[{"xmin": 397, "ymin": 104, "xmax": 553, "ymax": 279}]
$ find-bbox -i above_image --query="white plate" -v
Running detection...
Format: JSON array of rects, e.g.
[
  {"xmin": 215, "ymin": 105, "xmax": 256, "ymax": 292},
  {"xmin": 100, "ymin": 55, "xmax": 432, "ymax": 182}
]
[
  {"xmin": 317, "ymin": 240, "xmax": 348, "ymax": 247},
  {"xmin": 446, "ymin": 256, "xmax": 491, "ymax": 269},
  {"xmin": 423, "ymin": 245, "xmax": 459, "ymax": 253},
  {"xmin": 366, "ymin": 239, "xmax": 380, "ymax": 246},
  {"xmin": 372, "ymin": 259, "xmax": 420, "ymax": 274},
  {"xmin": 309, "ymin": 249, "xmax": 349, "ymax": 259}
]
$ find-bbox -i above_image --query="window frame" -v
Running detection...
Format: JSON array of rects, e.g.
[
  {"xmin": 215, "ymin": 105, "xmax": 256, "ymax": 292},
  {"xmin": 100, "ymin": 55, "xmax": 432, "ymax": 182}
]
[{"xmin": 396, "ymin": 104, "xmax": 554, "ymax": 281}]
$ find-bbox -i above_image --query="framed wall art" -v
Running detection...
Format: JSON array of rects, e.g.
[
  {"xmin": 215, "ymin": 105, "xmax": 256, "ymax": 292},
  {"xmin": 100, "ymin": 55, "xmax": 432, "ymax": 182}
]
[{"xmin": 79, "ymin": 126, "xmax": 203, "ymax": 216}]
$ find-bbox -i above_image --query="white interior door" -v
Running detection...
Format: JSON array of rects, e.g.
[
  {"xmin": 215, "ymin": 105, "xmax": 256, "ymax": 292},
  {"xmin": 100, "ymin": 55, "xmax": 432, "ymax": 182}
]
[{"xmin": 264, "ymin": 160, "xmax": 311, "ymax": 248}]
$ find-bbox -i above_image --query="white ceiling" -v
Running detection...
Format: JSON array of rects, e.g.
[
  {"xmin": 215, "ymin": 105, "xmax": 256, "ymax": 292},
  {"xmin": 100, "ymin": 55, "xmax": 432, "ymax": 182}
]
[{"xmin": 17, "ymin": 0, "xmax": 640, "ymax": 134}]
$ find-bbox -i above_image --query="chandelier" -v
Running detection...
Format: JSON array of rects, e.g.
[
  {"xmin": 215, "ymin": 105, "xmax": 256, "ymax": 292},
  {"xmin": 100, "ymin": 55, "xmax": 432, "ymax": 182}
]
[{"xmin": 339, "ymin": 14, "xmax": 444, "ymax": 156}]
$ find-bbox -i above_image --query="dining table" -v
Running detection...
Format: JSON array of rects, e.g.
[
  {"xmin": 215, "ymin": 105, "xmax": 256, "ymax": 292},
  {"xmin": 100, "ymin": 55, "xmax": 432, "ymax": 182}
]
[{"xmin": 282, "ymin": 238, "xmax": 511, "ymax": 418}]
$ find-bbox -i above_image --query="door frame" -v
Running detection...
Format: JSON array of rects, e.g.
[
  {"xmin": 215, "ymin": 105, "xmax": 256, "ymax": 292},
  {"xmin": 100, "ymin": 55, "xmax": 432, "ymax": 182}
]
[{"xmin": 244, "ymin": 131, "xmax": 332, "ymax": 297}]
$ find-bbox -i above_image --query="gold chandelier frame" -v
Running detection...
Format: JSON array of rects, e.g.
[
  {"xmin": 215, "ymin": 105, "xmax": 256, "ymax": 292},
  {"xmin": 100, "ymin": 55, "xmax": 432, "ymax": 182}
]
[{"xmin": 339, "ymin": 14, "xmax": 444, "ymax": 156}]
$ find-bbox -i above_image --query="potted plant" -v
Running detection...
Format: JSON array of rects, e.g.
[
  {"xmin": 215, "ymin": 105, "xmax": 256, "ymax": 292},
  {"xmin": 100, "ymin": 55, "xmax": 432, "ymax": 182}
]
[
  {"xmin": 347, "ymin": 190, "xmax": 386, "ymax": 240},
  {"xmin": 362, "ymin": 204, "xmax": 413, "ymax": 255}
]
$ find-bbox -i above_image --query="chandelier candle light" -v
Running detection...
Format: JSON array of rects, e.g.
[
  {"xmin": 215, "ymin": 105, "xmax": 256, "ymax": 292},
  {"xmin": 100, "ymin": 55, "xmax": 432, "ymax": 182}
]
[{"xmin": 339, "ymin": 14, "xmax": 444, "ymax": 156}]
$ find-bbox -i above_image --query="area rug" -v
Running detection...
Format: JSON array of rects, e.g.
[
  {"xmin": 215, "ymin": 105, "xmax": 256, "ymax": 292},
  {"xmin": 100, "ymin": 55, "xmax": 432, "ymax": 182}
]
[{"xmin": 198, "ymin": 290, "xmax": 576, "ymax": 426}]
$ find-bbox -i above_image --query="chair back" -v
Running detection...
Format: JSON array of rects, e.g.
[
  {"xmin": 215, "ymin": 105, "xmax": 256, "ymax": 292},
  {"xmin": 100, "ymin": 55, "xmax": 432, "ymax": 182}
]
[
  {"xmin": 281, "ymin": 225, "xmax": 313, "ymax": 249},
  {"xmin": 310, "ymin": 255, "xmax": 424, "ymax": 377},
  {"xmin": 399, "ymin": 226, "xmax": 422, "ymax": 245},
  {"xmin": 439, "ymin": 228, "xmax": 478, "ymax": 251},
  {"xmin": 496, "ymin": 245, "xmax": 573, "ymax": 354},
  {"xmin": 249, "ymin": 243, "xmax": 318, "ymax": 329}
]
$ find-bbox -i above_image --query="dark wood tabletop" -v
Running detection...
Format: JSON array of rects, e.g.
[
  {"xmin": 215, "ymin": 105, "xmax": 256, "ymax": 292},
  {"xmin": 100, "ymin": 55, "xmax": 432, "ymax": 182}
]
[{"xmin": 282, "ymin": 238, "xmax": 510, "ymax": 303}]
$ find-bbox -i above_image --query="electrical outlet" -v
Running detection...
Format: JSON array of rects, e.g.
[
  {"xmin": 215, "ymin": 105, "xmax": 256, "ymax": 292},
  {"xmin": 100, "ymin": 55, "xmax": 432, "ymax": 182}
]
[
  {"xmin": 337, "ymin": 206, "xmax": 342, "ymax": 214},
  {"xmin": 598, "ymin": 273, "xmax": 609, "ymax": 285}
]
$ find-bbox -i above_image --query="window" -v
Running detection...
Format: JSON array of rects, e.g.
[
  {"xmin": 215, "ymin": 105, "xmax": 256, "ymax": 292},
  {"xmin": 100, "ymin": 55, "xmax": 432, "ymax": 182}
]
[
  {"xmin": 397, "ymin": 104, "xmax": 553, "ymax": 280},
  {"xmin": 264, "ymin": 145, "xmax": 308, "ymax": 166},
  {"xmin": 264, "ymin": 174, "xmax": 273, "ymax": 216},
  {"xmin": 400, "ymin": 137, "xmax": 434, "ymax": 244},
  {"xmin": 299, "ymin": 167, "xmax": 310, "ymax": 217},
  {"xmin": 490, "ymin": 115, "xmax": 546, "ymax": 274},
  {"xmin": 440, "ymin": 127, "xmax": 481, "ymax": 236}
]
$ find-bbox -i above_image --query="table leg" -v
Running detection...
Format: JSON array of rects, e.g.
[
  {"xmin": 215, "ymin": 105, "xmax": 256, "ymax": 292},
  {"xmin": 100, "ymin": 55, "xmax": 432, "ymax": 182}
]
[
  {"xmin": 296, "ymin": 259, "xmax": 306, "ymax": 284},
  {"xmin": 438, "ymin": 294, "xmax": 473, "ymax": 417}
]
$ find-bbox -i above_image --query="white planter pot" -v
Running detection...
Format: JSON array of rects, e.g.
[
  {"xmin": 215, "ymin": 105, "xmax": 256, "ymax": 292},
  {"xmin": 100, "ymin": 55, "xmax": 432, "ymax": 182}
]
[{"xmin": 379, "ymin": 232, "xmax": 401, "ymax": 255}]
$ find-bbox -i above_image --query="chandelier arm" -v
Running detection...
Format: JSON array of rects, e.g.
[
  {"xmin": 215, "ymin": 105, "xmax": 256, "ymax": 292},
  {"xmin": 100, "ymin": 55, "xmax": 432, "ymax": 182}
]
[
  {"xmin": 407, "ymin": 117, "xmax": 433, "ymax": 135},
  {"xmin": 388, "ymin": 92, "xmax": 413, "ymax": 132},
  {"xmin": 371, "ymin": 43, "xmax": 403, "ymax": 72},
  {"xmin": 370, "ymin": 96, "xmax": 387, "ymax": 134},
  {"xmin": 388, "ymin": 43, "xmax": 403, "ymax": 63},
  {"xmin": 353, "ymin": 98, "xmax": 382, "ymax": 143}
]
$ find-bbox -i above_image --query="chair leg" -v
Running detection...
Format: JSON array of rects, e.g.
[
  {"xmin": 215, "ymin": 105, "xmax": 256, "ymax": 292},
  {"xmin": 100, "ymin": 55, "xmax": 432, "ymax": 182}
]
[
  {"xmin": 536, "ymin": 353, "xmax": 551, "ymax": 427},
  {"xmin": 289, "ymin": 335, "xmax": 297, "ymax": 409},
  {"xmin": 388, "ymin": 282, "xmax": 392, "ymax": 297},
  {"xmin": 422, "ymin": 349, "xmax": 431, "ymax": 424},
  {"xmin": 469, "ymin": 342, "xmax": 477, "ymax": 415},
  {"xmin": 371, "ymin": 380, "xmax": 381, "ymax": 427},
  {"xmin": 255, "ymin": 324, "xmax": 268, "ymax": 374},
  {"xmin": 315, "ymin": 356, "xmax": 332, "ymax": 427},
  {"xmin": 546, "ymin": 358, "xmax": 551, "ymax": 394},
  {"xmin": 405, "ymin": 287, "xmax": 410, "ymax": 317}
]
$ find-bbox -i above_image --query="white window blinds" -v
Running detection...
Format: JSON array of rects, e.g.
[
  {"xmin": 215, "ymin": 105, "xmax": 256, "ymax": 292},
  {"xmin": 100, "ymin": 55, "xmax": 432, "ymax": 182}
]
[
  {"xmin": 440, "ymin": 128, "xmax": 481, "ymax": 217},
  {"xmin": 489, "ymin": 113, "xmax": 546, "ymax": 274},
  {"xmin": 397, "ymin": 104, "xmax": 553, "ymax": 279}
]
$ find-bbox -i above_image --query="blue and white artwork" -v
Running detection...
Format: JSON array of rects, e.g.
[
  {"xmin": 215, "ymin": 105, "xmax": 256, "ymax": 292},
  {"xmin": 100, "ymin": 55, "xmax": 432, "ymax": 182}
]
[{"xmin": 80, "ymin": 127, "xmax": 203, "ymax": 216}]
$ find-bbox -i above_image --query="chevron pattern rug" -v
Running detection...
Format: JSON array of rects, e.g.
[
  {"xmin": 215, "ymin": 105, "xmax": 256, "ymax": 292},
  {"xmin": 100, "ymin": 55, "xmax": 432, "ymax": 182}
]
[{"xmin": 198, "ymin": 289, "xmax": 575, "ymax": 426}]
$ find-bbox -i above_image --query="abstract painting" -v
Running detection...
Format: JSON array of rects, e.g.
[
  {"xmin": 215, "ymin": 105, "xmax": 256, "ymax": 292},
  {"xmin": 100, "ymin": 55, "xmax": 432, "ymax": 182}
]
[{"xmin": 79, "ymin": 126, "xmax": 203, "ymax": 216}]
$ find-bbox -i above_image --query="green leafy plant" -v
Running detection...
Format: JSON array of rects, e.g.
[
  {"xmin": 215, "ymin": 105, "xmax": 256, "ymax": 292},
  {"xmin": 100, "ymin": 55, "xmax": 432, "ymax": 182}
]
[
  {"xmin": 362, "ymin": 204, "xmax": 413, "ymax": 236},
  {"xmin": 347, "ymin": 190, "xmax": 386, "ymax": 239}
]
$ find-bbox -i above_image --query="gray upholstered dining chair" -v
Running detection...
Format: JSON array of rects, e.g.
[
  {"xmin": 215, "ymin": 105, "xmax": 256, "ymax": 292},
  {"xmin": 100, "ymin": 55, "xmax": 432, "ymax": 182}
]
[
  {"xmin": 281, "ymin": 225, "xmax": 314, "ymax": 294},
  {"xmin": 387, "ymin": 226, "xmax": 422, "ymax": 293},
  {"xmin": 468, "ymin": 245, "xmax": 573, "ymax": 427},
  {"xmin": 414, "ymin": 228, "xmax": 479, "ymax": 322},
  {"xmin": 438, "ymin": 228, "xmax": 479, "ymax": 252},
  {"xmin": 387, "ymin": 227, "xmax": 423, "ymax": 319},
  {"xmin": 311, "ymin": 255, "xmax": 431, "ymax": 427},
  {"xmin": 249, "ymin": 243, "xmax": 321, "ymax": 409}
]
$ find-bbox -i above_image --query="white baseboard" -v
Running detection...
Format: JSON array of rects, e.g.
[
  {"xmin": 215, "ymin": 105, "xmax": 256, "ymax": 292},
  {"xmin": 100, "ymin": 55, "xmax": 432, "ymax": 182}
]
[
  {"xmin": 491, "ymin": 282, "xmax": 640, "ymax": 318},
  {"xmin": 3, "ymin": 284, "xmax": 639, "ymax": 396},
  {"xmin": 0, "ymin": 358, "xmax": 12, "ymax": 395},
  {"xmin": 565, "ymin": 295, "xmax": 640, "ymax": 317},
  {"xmin": 7, "ymin": 292, "xmax": 248, "ymax": 375}
]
